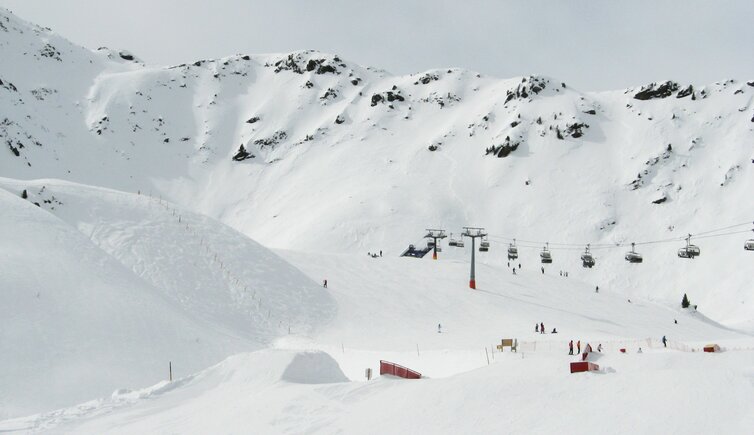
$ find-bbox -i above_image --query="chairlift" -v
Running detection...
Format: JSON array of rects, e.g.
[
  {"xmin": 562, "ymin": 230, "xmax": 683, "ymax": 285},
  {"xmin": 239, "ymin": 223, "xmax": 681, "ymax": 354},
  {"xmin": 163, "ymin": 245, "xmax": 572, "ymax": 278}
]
[
  {"xmin": 507, "ymin": 239, "xmax": 518, "ymax": 260},
  {"xmin": 581, "ymin": 244, "xmax": 595, "ymax": 268},
  {"xmin": 479, "ymin": 238, "xmax": 490, "ymax": 252},
  {"xmin": 436, "ymin": 246, "xmax": 442, "ymax": 253},
  {"xmin": 456, "ymin": 239, "xmax": 465, "ymax": 248},
  {"xmin": 448, "ymin": 233, "xmax": 458, "ymax": 247},
  {"xmin": 677, "ymin": 234, "xmax": 700, "ymax": 259},
  {"xmin": 625, "ymin": 242, "xmax": 643, "ymax": 263},
  {"xmin": 427, "ymin": 240, "xmax": 435, "ymax": 248},
  {"xmin": 744, "ymin": 239, "xmax": 754, "ymax": 251},
  {"xmin": 540, "ymin": 242, "xmax": 553, "ymax": 264}
]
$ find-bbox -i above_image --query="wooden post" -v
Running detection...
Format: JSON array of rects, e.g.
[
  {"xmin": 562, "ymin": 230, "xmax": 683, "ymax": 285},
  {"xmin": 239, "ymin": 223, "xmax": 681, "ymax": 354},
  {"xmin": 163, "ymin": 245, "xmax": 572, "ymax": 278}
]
[{"xmin": 169, "ymin": 361, "xmax": 173, "ymax": 382}]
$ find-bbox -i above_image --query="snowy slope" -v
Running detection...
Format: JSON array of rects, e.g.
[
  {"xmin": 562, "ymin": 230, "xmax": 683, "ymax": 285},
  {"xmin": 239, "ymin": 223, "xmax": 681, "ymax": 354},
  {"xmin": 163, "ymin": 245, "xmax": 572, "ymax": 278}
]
[
  {"xmin": 0, "ymin": 179, "xmax": 334, "ymax": 417},
  {"xmin": 1, "ymin": 7, "xmax": 751, "ymax": 330},
  {"xmin": 3, "ymin": 250, "xmax": 753, "ymax": 434},
  {"xmin": 4, "ymin": 348, "xmax": 754, "ymax": 434}
]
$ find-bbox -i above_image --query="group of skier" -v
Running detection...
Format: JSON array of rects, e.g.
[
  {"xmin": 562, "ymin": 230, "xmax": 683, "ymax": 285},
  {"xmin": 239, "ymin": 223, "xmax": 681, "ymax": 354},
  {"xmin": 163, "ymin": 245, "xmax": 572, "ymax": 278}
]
[
  {"xmin": 569, "ymin": 340, "xmax": 601, "ymax": 355},
  {"xmin": 535, "ymin": 322, "xmax": 557, "ymax": 334}
]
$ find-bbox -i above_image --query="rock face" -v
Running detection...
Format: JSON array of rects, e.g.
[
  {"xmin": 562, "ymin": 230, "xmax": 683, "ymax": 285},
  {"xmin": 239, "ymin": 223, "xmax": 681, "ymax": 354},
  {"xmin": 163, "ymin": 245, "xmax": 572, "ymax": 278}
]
[
  {"xmin": 485, "ymin": 137, "xmax": 520, "ymax": 158},
  {"xmin": 634, "ymin": 81, "xmax": 680, "ymax": 100}
]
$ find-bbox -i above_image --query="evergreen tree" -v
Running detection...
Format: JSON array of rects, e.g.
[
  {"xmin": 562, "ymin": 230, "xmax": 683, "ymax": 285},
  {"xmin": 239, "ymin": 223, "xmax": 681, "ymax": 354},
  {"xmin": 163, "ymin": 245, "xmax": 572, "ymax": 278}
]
[{"xmin": 681, "ymin": 293, "xmax": 690, "ymax": 309}]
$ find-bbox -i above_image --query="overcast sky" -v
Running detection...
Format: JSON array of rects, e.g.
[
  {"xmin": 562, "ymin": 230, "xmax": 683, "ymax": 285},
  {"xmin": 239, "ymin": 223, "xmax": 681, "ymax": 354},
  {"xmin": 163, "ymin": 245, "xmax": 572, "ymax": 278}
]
[{"xmin": 1, "ymin": 0, "xmax": 752, "ymax": 91}]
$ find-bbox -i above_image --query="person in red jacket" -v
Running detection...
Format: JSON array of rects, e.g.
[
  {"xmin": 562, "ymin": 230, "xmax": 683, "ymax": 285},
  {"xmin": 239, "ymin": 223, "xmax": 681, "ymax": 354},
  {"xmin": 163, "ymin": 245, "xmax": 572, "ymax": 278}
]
[
  {"xmin": 568, "ymin": 340, "xmax": 574, "ymax": 355},
  {"xmin": 540, "ymin": 322, "xmax": 545, "ymax": 334}
]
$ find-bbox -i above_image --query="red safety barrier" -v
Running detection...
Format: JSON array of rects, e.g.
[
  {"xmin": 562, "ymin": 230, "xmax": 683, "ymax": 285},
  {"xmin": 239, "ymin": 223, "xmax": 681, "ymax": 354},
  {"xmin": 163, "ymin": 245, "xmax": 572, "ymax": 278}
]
[
  {"xmin": 570, "ymin": 361, "xmax": 599, "ymax": 373},
  {"xmin": 380, "ymin": 360, "xmax": 422, "ymax": 379}
]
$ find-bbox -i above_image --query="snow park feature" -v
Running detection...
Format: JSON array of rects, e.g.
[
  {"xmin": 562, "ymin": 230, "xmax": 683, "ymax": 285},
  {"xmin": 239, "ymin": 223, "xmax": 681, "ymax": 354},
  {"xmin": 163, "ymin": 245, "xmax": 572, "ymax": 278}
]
[
  {"xmin": 569, "ymin": 361, "xmax": 600, "ymax": 373},
  {"xmin": 1, "ymin": 5, "xmax": 754, "ymax": 434},
  {"xmin": 379, "ymin": 360, "xmax": 422, "ymax": 379}
]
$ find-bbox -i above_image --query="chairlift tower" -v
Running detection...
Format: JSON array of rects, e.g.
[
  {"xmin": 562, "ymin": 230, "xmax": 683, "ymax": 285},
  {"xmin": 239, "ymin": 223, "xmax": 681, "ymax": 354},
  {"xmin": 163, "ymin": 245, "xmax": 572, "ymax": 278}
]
[
  {"xmin": 461, "ymin": 227, "xmax": 487, "ymax": 289},
  {"xmin": 424, "ymin": 229, "xmax": 447, "ymax": 260}
]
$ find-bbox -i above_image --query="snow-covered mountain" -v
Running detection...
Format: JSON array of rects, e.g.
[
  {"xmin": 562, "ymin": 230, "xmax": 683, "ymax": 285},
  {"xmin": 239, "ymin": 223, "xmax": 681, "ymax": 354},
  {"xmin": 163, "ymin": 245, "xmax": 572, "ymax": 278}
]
[
  {"xmin": 2, "ymin": 8, "xmax": 754, "ymax": 430},
  {"xmin": 2, "ymin": 7, "xmax": 752, "ymax": 327}
]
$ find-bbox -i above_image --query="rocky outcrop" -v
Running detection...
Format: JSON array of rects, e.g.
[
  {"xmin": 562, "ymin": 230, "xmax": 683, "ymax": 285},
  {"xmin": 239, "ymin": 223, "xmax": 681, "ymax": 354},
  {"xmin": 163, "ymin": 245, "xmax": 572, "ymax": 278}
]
[
  {"xmin": 505, "ymin": 76, "xmax": 548, "ymax": 103},
  {"xmin": 634, "ymin": 81, "xmax": 680, "ymax": 100}
]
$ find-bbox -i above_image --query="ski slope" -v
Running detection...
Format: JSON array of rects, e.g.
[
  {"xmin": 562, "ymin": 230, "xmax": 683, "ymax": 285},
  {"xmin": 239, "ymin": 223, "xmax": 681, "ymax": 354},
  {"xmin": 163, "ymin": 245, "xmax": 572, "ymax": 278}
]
[{"xmin": 1, "ymin": 251, "xmax": 753, "ymax": 433}]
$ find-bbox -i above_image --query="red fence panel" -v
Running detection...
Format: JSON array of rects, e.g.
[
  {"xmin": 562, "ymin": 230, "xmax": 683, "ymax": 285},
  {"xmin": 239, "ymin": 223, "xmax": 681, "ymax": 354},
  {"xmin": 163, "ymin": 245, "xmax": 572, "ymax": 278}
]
[{"xmin": 380, "ymin": 360, "xmax": 422, "ymax": 379}]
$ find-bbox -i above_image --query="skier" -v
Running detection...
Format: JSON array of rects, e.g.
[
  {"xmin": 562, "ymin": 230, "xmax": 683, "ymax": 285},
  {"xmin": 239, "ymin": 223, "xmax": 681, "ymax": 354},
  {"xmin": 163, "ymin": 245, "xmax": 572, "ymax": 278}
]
[
  {"xmin": 323, "ymin": 279, "xmax": 328, "ymax": 288},
  {"xmin": 577, "ymin": 340, "xmax": 581, "ymax": 354},
  {"xmin": 540, "ymin": 322, "xmax": 545, "ymax": 334},
  {"xmin": 512, "ymin": 268, "xmax": 517, "ymax": 275},
  {"xmin": 568, "ymin": 340, "xmax": 574, "ymax": 355},
  {"xmin": 559, "ymin": 271, "xmax": 562, "ymax": 276},
  {"xmin": 595, "ymin": 285, "xmax": 599, "ymax": 293},
  {"xmin": 674, "ymin": 319, "xmax": 678, "ymax": 324},
  {"xmin": 662, "ymin": 335, "xmax": 667, "ymax": 347},
  {"xmin": 518, "ymin": 263, "xmax": 522, "ymax": 270},
  {"xmin": 379, "ymin": 250, "xmax": 382, "ymax": 257},
  {"xmin": 597, "ymin": 343, "xmax": 602, "ymax": 352},
  {"xmin": 507, "ymin": 261, "xmax": 510, "ymax": 268},
  {"xmin": 535, "ymin": 323, "xmax": 539, "ymax": 333},
  {"xmin": 551, "ymin": 328, "xmax": 558, "ymax": 334},
  {"xmin": 438, "ymin": 323, "xmax": 442, "ymax": 333},
  {"xmin": 541, "ymin": 266, "xmax": 545, "ymax": 274},
  {"xmin": 638, "ymin": 347, "xmax": 643, "ymax": 353}
]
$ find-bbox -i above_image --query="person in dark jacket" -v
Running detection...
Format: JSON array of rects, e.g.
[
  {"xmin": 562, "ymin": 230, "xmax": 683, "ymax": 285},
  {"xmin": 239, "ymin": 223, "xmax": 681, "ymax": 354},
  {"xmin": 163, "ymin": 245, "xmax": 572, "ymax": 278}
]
[
  {"xmin": 577, "ymin": 340, "xmax": 581, "ymax": 354},
  {"xmin": 540, "ymin": 322, "xmax": 545, "ymax": 334},
  {"xmin": 662, "ymin": 335, "xmax": 667, "ymax": 347},
  {"xmin": 568, "ymin": 340, "xmax": 574, "ymax": 355}
]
